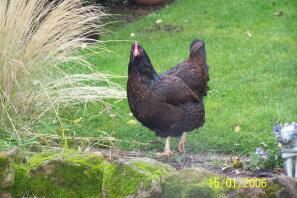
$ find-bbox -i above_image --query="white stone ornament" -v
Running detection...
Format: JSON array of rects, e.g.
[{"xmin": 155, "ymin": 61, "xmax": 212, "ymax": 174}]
[{"xmin": 273, "ymin": 122, "xmax": 297, "ymax": 178}]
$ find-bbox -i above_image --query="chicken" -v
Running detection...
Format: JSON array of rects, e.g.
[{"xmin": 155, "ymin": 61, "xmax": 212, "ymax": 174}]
[{"xmin": 127, "ymin": 39, "xmax": 209, "ymax": 157}]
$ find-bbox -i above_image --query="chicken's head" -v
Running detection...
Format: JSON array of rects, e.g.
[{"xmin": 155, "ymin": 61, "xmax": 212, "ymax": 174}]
[{"xmin": 130, "ymin": 41, "xmax": 143, "ymax": 60}]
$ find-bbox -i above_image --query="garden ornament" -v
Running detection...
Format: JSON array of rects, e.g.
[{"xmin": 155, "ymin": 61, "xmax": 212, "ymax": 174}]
[{"xmin": 273, "ymin": 122, "xmax": 297, "ymax": 178}]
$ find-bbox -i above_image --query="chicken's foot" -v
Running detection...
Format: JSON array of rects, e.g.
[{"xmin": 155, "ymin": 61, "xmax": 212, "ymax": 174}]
[
  {"xmin": 155, "ymin": 137, "xmax": 173, "ymax": 157},
  {"xmin": 178, "ymin": 132, "xmax": 187, "ymax": 153}
]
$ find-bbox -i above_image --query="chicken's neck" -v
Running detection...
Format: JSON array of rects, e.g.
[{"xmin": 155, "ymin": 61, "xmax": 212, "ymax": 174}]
[{"xmin": 128, "ymin": 56, "xmax": 159, "ymax": 81}]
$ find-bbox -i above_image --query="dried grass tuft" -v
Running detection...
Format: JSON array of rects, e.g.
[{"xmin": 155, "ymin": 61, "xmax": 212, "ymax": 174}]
[{"xmin": 0, "ymin": 0, "xmax": 124, "ymax": 147}]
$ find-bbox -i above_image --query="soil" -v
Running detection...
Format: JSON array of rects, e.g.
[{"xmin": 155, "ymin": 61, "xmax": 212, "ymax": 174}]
[
  {"xmin": 104, "ymin": 0, "xmax": 175, "ymax": 25},
  {"xmin": 89, "ymin": 148, "xmax": 285, "ymax": 179},
  {"xmin": 139, "ymin": 23, "xmax": 183, "ymax": 33}
]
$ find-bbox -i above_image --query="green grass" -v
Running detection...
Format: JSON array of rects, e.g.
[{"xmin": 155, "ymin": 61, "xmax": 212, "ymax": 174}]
[{"xmin": 33, "ymin": 0, "xmax": 297, "ymax": 154}]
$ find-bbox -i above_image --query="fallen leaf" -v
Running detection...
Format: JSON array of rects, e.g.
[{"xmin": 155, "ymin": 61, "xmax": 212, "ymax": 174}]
[
  {"xmin": 246, "ymin": 30, "xmax": 252, "ymax": 38},
  {"xmin": 231, "ymin": 156, "xmax": 242, "ymax": 168},
  {"xmin": 234, "ymin": 126, "xmax": 240, "ymax": 133},
  {"xmin": 274, "ymin": 10, "xmax": 283, "ymax": 16},
  {"xmin": 156, "ymin": 19, "xmax": 162, "ymax": 24},
  {"xmin": 127, "ymin": 119, "xmax": 138, "ymax": 125},
  {"xmin": 72, "ymin": 117, "xmax": 82, "ymax": 124},
  {"xmin": 221, "ymin": 166, "xmax": 231, "ymax": 172},
  {"xmin": 130, "ymin": 32, "xmax": 135, "ymax": 37},
  {"xmin": 234, "ymin": 169, "xmax": 241, "ymax": 175},
  {"xmin": 261, "ymin": 141, "xmax": 268, "ymax": 147}
]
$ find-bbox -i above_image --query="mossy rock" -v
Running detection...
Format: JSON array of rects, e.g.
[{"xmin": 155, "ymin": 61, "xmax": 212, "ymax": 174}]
[
  {"xmin": 12, "ymin": 149, "xmax": 106, "ymax": 198},
  {"xmin": 229, "ymin": 175, "xmax": 297, "ymax": 198},
  {"xmin": 0, "ymin": 147, "xmax": 18, "ymax": 193},
  {"xmin": 162, "ymin": 168, "xmax": 297, "ymax": 198},
  {"xmin": 161, "ymin": 168, "xmax": 227, "ymax": 198},
  {"xmin": 0, "ymin": 153, "xmax": 11, "ymax": 190},
  {"xmin": 11, "ymin": 150, "xmax": 176, "ymax": 198},
  {"xmin": 9, "ymin": 148, "xmax": 297, "ymax": 198},
  {"xmin": 102, "ymin": 157, "xmax": 175, "ymax": 198}
]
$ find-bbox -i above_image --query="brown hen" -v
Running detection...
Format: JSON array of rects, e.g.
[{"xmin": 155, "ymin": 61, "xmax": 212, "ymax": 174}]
[{"xmin": 127, "ymin": 39, "xmax": 209, "ymax": 157}]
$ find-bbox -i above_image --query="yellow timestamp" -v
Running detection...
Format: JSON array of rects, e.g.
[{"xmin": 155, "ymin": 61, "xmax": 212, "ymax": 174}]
[{"xmin": 209, "ymin": 177, "xmax": 267, "ymax": 189}]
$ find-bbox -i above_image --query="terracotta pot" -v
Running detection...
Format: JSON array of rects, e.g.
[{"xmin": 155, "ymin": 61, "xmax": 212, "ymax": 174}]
[{"xmin": 134, "ymin": 0, "xmax": 164, "ymax": 5}]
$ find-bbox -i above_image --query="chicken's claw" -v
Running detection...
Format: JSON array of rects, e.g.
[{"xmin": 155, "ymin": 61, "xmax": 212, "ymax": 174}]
[
  {"xmin": 178, "ymin": 141, "xmax": 186, "ymax": 153},
  {"xmin": 178, "ymin": 132, "xmax": 187, "ymax": 154},
  {"xmin": 155, "ymin": 150, "xmax": 173, "ymax": 158}
]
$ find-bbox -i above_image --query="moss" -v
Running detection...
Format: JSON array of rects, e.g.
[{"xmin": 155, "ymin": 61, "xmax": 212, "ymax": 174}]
[
  {"xmin": 132, "ymin": 160, "xmax": 174, "ymax": 180},
  {"xmin": 162, "ymin": 168, "xmax": 227, "ymax": 198},
  {"xmin": 12, "ymin": 150, "xmax": 106, "ymax": 198},
  {"xmin": 103, "ymin": 163, "xmax": 145, "ymax": 197},
  {"xmin": 0, "ymin": 154, "xmax": 8, "ymax": 165},
  {"xmin": 183, "ymin": 183, "xmax": 221, "ymax": 198},
  {"xmin": 12, "ymin": 152, "xmax": 174, "ymax": 198},
  {"xmin": 102, "ymin": 158, "xmax": 174, "ymax": 198},
  {"xmin": 11, "ymin": 164, "xmax": 28, "ymax": 195},
  {"xmin": 0, "ymin": 154, "xmax": 9, "ymax": 182},
  {"xmin": 9, "ymin": 150, "xmax": 297, "ymax": 198},
  {"xmin": 0, "ymin": 152, "xmax": 13, "ymax": 193},
  {"xmin": 228, "ymin": 182, "xmax": 281, "ymax": 198},
  {"xmin": 263, "ymin": 183, "xmax": 280, "ymax": 198}
]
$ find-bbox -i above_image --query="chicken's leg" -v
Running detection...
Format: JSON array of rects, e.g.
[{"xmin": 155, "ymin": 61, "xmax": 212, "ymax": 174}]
[
  {"xmin": 155, "ymin": 137, "xmax": 173, "ymax": 157},
  {"xmin": 178, "ymin": 132, "xmax": 187, "ymax": 153}
]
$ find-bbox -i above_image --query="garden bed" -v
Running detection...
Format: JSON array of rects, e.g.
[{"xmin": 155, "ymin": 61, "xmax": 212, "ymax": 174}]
[
  {"xmin": 0, "ymin": 148, "xmax": 295, "ymax": 198},
  {"xmin": 88, "ymin": 147, "xmax": 285, "ymax": 178},
  {"xmin": 105, "ymin": 0, "xmax": 175, "ymax": 25}
]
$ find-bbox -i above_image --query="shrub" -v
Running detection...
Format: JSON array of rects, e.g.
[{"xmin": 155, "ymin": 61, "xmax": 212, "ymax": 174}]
[{"xmin": 0, "ymin": 0, "xmax": 124, "ymax": 146}]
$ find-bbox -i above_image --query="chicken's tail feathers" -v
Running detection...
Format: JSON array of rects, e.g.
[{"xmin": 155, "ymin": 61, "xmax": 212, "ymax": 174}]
[
  {"xmin": 189, "ymin": 39, "xmax": 206, "ymax": 64},
  {"xmin": 190, "ymin": 39, "xmax": 204, "ymax": 52}
]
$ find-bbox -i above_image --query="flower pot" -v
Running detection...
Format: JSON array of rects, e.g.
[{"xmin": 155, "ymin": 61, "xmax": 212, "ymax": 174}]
[{"xmin": 134, "ymin": 0, "xmax": 164, "ymax": 6}]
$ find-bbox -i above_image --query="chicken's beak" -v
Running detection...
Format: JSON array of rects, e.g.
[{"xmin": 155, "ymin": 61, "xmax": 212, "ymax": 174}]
[
  {"xmin": 133, "ymin": 41, "xmax": 139, "ymax": 58},
  {"xmin": 133, "ymin": 47, "xmax": 139, "ymax": 57}
]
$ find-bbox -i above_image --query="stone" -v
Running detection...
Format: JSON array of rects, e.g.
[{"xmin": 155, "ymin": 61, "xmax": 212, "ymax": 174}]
[
  {"xmin": 161, "ymin": 168, "xmax": 227, "ymax": 198},
  {"xmin": 230, "ymin": 175, "xmax": 297, "ymax": 198},
  {"xmin": 0, "ymin": 192, "xmax": 12, "ymax": 198},
  {"xmin": 162, "ymin": 167, "xmax": 297, "ymax": 198},
  {"xmin": 102, "ymin": 157, "xmax": 175, "ymax": 198},
  {"xmin": 10, "ymin": 150, "xmax": 175, "ymax": 198},
  {"xmin": 273, "ymin": 122, "xmax": 297, "ymax": 178},
  {"xmin": 7, "ymin": 148, "xmax": 297, "ymax": 198},
  {"xmin": 0, "ymin": 147, "xmax": 18, "ymax": 190},
  {"xmin": 0, "ymin": 147, "xmax": 18, "ymax": 198},
  {"xmin": 12, "ymin": 149, "xmax": 106, "ymax": 198}
]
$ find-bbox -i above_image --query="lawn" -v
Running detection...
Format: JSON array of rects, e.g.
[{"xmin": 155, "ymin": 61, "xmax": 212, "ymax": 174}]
[{"xmin": 34, "ymin": 0, "xmax": 297, "ymax": 154}]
